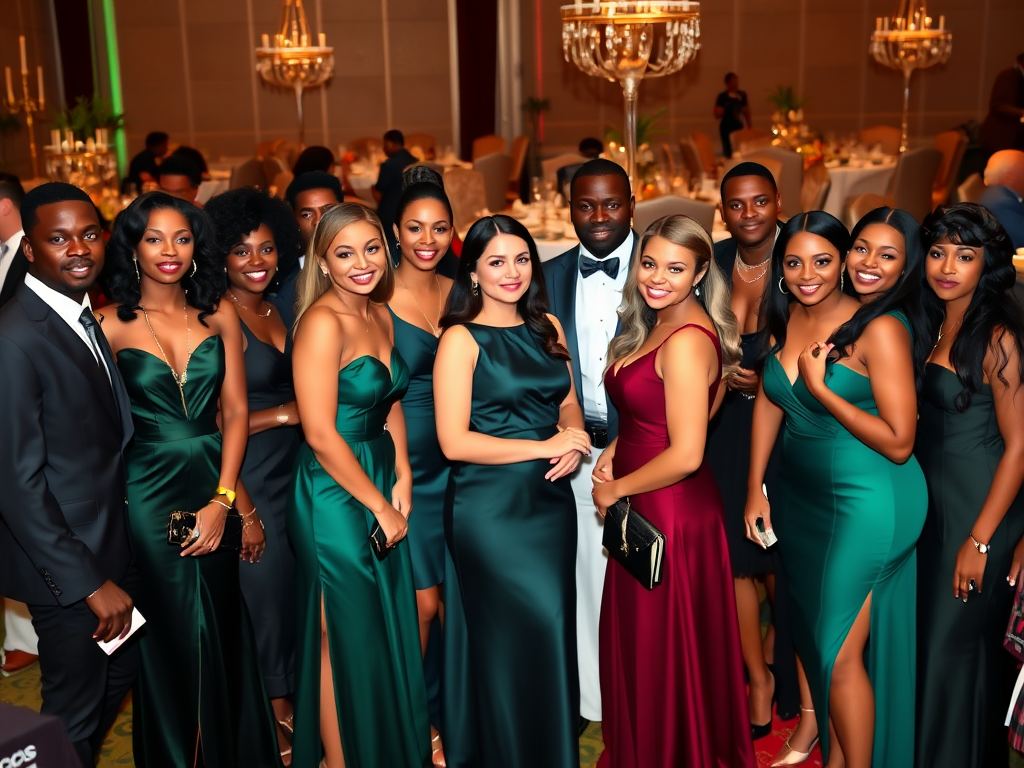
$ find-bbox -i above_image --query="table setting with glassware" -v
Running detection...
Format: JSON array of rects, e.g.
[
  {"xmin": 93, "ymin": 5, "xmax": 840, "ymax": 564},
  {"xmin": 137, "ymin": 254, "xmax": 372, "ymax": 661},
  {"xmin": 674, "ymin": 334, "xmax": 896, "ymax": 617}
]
[{"xmin": 820, "ymin": 137, "xmax": 898, "ymax": 218}]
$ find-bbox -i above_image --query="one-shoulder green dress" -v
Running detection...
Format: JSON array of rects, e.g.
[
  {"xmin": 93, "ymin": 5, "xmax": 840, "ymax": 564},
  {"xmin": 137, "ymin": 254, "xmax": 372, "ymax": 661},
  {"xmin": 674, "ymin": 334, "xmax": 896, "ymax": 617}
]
[
  {"xmin": 762, "ymin": 316, "xmax": 927, "ymax": 768},
  {"xmin": 118, "ymin": 335, "xmax": 279, "ymax": 768},
  {"xmin": 288, "ymin": 349, "xmax": 431, "ymax": 768}
]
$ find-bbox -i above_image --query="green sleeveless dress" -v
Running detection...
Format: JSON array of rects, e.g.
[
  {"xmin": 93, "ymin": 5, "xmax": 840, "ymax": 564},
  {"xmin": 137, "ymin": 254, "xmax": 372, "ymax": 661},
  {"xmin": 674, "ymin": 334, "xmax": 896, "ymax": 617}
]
[
  {"xmin": 288, "ymin": 349, "xmax": 431, "ymax": 768},
  {"xmin": 442, "ymin": 323, "xmax": 579, "ymax": 768},
  {"xmin": 762, "ymin": 314, "xmax": 927, "ymax": 768},
  {"xmin": 117, "ymin": 335, "xmax": 279, "ymax": 767}
]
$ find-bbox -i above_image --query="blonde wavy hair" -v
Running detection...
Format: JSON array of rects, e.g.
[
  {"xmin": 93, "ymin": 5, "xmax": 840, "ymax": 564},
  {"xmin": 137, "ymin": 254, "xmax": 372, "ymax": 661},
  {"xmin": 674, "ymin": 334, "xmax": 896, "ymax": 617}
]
[
  {"xmin": 292, "ymin": 202, "xmax": 395, "ymax": 331},
  {"xmin": 607, "ymin": 214, "xmax": 742, "ymax": 377}
]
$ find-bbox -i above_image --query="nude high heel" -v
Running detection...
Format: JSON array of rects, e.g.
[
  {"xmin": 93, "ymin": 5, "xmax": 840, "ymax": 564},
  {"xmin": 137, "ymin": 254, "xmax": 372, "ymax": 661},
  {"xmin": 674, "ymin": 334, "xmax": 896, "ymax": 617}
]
[{"xmin": 770, "ymin": 707, "xmax": 819, "ymax": 767}]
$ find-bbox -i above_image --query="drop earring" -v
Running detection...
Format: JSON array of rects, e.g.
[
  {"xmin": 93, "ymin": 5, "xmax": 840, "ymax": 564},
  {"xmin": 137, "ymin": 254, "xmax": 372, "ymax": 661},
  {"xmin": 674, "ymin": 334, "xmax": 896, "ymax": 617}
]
[
  {"xmin": 778, "ymin": 277, "xmax": 789, "ymax": 295},
  {"xmin": 471, "ymin": 281, "xmax": 480, "ymax": 296},
  {"xmin": 840, "ymin": 268, "xmax": 845, "ymax": 292},
  {"xmin": 133, "ymin": 257, "xmax": 140, "ymax": 282},
  {"xmin": 191, "ymin": 261, "xmax": 198, "ymax": 277}
]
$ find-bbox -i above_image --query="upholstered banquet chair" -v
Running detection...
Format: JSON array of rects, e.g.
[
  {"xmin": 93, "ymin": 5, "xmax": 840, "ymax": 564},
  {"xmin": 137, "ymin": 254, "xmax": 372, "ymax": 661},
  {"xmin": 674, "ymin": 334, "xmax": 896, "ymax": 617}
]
[
  {"xmin": 678, "ymin": 138, "xmax": 705, "ymax": 185},
  {"xmin": 541, "ymin": 153, "xmax": 588, "ymax": 186},
  {"xmin": 932, "ymin": 129, "xmax": 969, "ymax": 208},
  {"xmin": 858, "ymin": 125, "xmax": 902, "ymax": 156},
  {"xmin": 229, "ymin": 158, "xmax": 267, "ymax": 190},
  {"xmin": 472, "ymin": 135, "xmax": 506, "ymax": 161},
  {"xmin": 473, "ymin": 152, "xmax": 514, "ymax": 214},
  {"xmin": 955, "ymin": 172, "xmax": 986, "ymax": 204},
  {"xmin": 404, "ymin": 133, "xmax": 436, "ymax": 159},
  {"xmin": 689, "ymin": 131, "xmax": 719, "ymax": 176},
  {"xmin": 633, "ymin": 195, "xmax": 716, "ymax": 236},
  {"xmin": 844, "ymin": 147, "xmax": 943, "ymax": 225},
  {"xmin": 800, "ymin": 162, "xmax": 832, "ymax": 213},
  {"xmin": 347, "ymin": 136, "xmax": 380, "ymax": 159},
  {"xmin": 444, "ymin": 168, "xmax": 488, "ymax": 232},
  {"xmin": 507, "ymin": 135, "xmax": 529, "ymax": 205},
  {"xmin": 729, "ymin": 128, "xmax": 773, "ymax": 155}
]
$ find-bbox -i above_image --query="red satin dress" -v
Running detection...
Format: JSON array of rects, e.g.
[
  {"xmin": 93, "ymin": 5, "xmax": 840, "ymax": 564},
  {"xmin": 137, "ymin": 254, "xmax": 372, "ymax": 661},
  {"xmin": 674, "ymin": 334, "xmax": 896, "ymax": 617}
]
[{"xmin": 598, "ymin": 324, "xmax": 755, "ymax": 768}]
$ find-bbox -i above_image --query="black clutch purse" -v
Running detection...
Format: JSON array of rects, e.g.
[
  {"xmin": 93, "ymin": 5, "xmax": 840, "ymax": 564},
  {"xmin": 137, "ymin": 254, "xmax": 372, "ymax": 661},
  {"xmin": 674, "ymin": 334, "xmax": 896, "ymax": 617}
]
[
  {"xmin": 167, "ymin": 510, "xmax": 243, "ymax": 551},
  {"xmin": 369, "ymin": 522, "xmax": 390, "ymax": 561},
  {"xmin": 602, "ymin": 498, "xmax": 665, "ymax": 590}
]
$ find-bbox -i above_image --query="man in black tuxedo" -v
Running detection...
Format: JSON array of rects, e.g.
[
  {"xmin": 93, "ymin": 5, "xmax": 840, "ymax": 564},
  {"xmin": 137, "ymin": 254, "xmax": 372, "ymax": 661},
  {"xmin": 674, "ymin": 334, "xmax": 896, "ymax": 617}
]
[
  {"xmin": 0, "ymin": 172, "xmax": 27, "ymax": 308},
  {"xmin": 542, "ymin": 158, "xmax": 635, "ymax": 733},
  {"xmin": 0, "ymin": 182, "xmax": 137, "ymax": 767}
]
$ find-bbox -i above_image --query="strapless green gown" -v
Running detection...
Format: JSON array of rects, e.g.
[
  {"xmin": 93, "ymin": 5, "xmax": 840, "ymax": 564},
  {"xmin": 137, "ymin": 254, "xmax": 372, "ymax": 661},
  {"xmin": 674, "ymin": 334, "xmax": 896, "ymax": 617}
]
[
  {"xmin": 915, "ymin": 364, "xmax": 1024, "ymax": 768},
  {"xmin": 442, "ymin": 323, "xmax": 579, "ymax": 768},
  {"xmin": 762, "ymin": 325, "xmax": 927, "ymax": 767},
  {"xmin": 288, "ymin": 350, "xmax": 431, "ymax": 768},
  {"xmin": 117, "ymin": 335, "xmax": 279, "ymax": 768}
]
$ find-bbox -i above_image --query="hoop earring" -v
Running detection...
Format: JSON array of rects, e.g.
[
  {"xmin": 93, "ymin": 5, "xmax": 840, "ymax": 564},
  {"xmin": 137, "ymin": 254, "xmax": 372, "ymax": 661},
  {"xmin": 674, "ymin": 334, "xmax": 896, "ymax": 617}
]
[
  {"xmin": 840, "ymin": 268, "xmax": 845, "ymax": 292},
  {"xmin": 471, "ymin": 281, "xmax": 480, "ymax": 297},
  {"xmin": 778, "ymin": 276, "xmax": 789, "ymax": 295},
  {"xmin": 191, "ymin": 261, "xmax": 197, "ymax": 277},
  {"xmin": 133, "ymin": 257, "xmax": 140, "ymax": 282}
]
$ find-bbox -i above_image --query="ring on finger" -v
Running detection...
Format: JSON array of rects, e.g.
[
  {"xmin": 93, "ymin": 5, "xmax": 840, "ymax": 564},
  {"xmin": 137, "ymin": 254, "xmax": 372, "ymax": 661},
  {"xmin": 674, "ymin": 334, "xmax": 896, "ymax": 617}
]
[{"xmin": 968, "ymin": 579, "xmax": 976, "ymax": 591}]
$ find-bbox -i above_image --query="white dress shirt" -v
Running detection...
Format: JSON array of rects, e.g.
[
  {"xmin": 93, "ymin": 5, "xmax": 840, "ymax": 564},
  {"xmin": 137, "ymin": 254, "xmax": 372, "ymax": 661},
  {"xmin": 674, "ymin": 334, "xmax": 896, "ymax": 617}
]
[
  {"xmin": 0, "ymin": 228, "xmax": 24, "ymax": 297},
  {"xmin": 574, "ymin": 232, "xmax": 635, "ymax": 423},
  {"xmin": 24, "ymin": 272, "xmax": 110, "ymax": 382}
]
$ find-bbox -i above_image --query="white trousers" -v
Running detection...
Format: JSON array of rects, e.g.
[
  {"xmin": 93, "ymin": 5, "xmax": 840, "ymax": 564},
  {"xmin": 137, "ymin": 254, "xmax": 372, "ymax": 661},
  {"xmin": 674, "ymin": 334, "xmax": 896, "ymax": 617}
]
[
  {"xmin": 3, "ymin": 598, "xmax": 38, "ymax": 654},
  {"xmin": 570, "ymin": 447, "xmax": 608, "ymax": 721}
]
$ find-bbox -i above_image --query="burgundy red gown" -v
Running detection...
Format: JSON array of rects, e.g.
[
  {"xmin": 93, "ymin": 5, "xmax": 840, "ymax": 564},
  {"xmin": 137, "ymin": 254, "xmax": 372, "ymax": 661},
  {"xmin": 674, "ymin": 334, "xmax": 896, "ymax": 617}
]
[{"xmin": 599, "ymin": 324, "xmax": 755, "ymax": 768}]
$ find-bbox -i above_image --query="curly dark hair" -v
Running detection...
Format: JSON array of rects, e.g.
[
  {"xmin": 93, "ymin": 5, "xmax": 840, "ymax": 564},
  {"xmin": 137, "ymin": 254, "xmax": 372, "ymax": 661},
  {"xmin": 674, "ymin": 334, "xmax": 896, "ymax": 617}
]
[
  {"xmin": 440, "ymin": 214, "xmax": 567, "ymax": 361},
  {"xmin": 105, "ymin": 192, "xmax": 223, "ymax": 326},
  {"xmin": 921, "ymin": 202, "xmax": 1024, "ymax": 411},
  {"xmin": 204, "ymin": 187, "xmax": 302, "ymax": 293}
]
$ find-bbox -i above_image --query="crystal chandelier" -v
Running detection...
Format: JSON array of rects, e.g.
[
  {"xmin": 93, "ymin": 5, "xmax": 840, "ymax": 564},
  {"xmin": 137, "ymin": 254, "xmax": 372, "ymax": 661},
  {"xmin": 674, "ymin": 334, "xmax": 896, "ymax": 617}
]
[
  {"xmin": 562, "ymin": 2, "xmax": 700, "ymax": 194},
  {"xmin": 869, "ymin": 0, "xmax": 951, "ymax": 153},
  {"xmin": 256, "ymin": 0, "xmax": 334, "ymax": 145}
]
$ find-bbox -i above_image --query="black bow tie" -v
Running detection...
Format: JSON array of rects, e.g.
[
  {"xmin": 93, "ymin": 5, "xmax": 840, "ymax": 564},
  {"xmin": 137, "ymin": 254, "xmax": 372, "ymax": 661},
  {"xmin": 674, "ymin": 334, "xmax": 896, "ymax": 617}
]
[{"xmin": 579, "ymin": 255, "xmax": 619, "ymax": 279}]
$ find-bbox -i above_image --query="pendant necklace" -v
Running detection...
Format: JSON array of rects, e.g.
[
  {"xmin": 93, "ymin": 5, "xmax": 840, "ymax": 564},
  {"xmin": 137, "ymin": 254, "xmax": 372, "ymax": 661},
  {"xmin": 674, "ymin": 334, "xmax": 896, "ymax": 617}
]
[
  {"xmin": 227, "ymin": 289, "xmax": 272, "ymax": 318},
  {"xmin": 140, "ymin": 296, "xmax": 192, "ymax": 418},
  {"xmin": 395, "ymin": 272, "xmax": 442, "ymax": 336}
]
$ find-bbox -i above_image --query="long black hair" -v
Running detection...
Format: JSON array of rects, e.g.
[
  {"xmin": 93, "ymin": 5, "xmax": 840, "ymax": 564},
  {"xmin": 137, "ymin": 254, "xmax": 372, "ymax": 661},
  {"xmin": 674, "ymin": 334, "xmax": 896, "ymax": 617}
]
[
  {"xmin": 440, "ymin": 214, "xmax": 568, "ymax": 360},
  {"xmin": 921, "ymin": 202, "xmax": 1024, "ymax": 411},
  {"xmin": 758, "ymin": 211, "xmax": 852, "ymax": 356},
  {"xmin": 105, "ymin": 192, "xmax": 223, "ymax": 326},
  {"xmin": 830, "ymin": 207, "xmax": 930, "ymax": 388},
  {"xmin": 204, "ymin": 186, "xmax": 302, "ymax": 293}
]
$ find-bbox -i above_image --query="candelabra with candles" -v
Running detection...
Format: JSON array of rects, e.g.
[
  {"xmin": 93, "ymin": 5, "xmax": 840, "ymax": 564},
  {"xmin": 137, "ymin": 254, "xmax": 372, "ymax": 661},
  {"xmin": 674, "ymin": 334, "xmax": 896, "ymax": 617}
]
[
  {"xmin": 869, "ymin": 0, "xmax": 952, "ymax": 153},
  {"xmin": 256, "ymin": 0, "xmax": 334, "ymax": 145},
  {"xmin": 561, "ymin": 1, "xmax": 701, "ymax": 195},
  {"xmin": 3, "ymin": 36, "xmax": 45, "ymax": 179}
]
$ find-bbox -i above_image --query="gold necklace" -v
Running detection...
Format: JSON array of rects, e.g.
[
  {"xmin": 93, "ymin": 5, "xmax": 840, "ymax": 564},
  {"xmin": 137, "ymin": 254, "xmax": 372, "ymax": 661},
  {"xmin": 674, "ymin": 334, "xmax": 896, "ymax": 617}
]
[
  {"xmin": 934, "ymin": 316, "xmax": 961, "ymax": 350},
  {"xmin": 395, "ymin": 273, "xmax": 442, "ymax": 336},
  {"xmin": 140, "ymin": 297, "xmax": 192, "ymax": 418},
  {"xmin": 734, "ymin": 257, "xmax": 770, "ymax": 284},
  {"xmin": 227, "ymin": 289, "xmax": 272, "ymax": 318}
]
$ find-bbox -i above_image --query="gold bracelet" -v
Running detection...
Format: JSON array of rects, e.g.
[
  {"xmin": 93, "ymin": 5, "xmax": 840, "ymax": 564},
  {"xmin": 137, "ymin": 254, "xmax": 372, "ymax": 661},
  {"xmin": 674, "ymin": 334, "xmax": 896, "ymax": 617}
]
[
  {"xmin": 215, "ymin": 486, "xmax": 236, "ymax": 506},
  {"xmin": 210, "ymin": 498, "xmax": 231, "ymax": 510},
  {"xmin": 242, "ymin": 518, "xmax": 255, "ymax": 530},
  {"xmin": 241, "ymin": 509, "xmax": 256, "ymax": 518}
]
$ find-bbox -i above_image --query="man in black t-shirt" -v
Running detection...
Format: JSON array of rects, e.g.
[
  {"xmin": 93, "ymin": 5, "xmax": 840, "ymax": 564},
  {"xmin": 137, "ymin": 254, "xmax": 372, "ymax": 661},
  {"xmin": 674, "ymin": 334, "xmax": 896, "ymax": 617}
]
[
  {"xmin": 373, "ymin": 130, "xmax": 417, "ymax": 254},
  {"xmin": 124, "ymin": 131, "xmax": 169, "ymax": 191},
  {"xmin": 714, "ymin": 73, "xmax": 751, "ymax": 159}
]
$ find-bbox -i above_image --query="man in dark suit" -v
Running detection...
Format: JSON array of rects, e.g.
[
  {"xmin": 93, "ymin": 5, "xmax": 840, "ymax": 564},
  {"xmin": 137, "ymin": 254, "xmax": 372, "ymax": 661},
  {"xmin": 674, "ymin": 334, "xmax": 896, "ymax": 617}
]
[
  {"xmin": 0, "ymin": 182, "xmax": 137, "ymax": 767},
  {"xmin": 980, "ymin": 149, "xmax": 1024, "ymax": 250},
  {"xmin": 980, "ymin": 54, "xmax": 1024, "ymax": 154},
  {"xmin": 542, "ymin": 158, "xmax": 634, "ymax": 733},
  {"xmin": 0, "ymin": 173, "xmax": 27, "ymax": 308},
  {"xmin": 269, "ymin": 171, "xmax": 343, "ymax": 331},
  {"xmin": 373, "ymin": 130, "xmax": 418, "ymax": 254}
]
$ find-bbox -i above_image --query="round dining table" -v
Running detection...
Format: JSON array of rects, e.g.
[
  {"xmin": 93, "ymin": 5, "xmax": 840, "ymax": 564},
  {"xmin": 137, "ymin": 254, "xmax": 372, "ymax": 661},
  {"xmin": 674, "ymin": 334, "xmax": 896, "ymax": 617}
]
[{"xmin": 821, "ymin": 159, "xmax": 897, "ymax": 219}]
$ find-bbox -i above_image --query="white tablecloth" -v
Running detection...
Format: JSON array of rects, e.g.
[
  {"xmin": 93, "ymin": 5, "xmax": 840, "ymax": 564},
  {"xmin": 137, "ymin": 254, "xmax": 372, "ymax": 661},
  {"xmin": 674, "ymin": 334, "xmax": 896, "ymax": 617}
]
[
  {"xmin": 822, "ymin": 161, "xmax": 897, "ymax": 219},
  {"xmin": 197, "ymin": 178, "xmax": 228, "ymax": 205}
]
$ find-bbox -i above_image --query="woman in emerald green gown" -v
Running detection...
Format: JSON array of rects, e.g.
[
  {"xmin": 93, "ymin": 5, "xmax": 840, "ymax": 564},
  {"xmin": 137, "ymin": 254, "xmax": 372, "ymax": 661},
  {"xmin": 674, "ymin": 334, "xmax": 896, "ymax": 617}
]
[
  {"xmin": 387, "ymin": 183, "xmax": 455, "ymax": 766},
  {"xmin": 746, "ymin": 211, "xmax": 926, "ymax": 768},
  {"xmin": 289, "ymin": 203, "xmax": 430, "ymax": 768},
  {"xmin": 99, "ymin": 192, "xmax": 279, "ymax": 767},
  {"xmin": 915, "ymin": 203, "xmax": 1024, "ymax": 768},
  {"xmin": 434, "ymin": 215, "xmax": 589, "ymax": 768}
]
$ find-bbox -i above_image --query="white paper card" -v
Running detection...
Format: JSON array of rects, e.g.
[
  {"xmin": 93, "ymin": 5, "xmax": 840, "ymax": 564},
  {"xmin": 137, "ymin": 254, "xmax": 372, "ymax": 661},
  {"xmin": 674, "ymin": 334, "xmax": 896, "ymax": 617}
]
[{"xmin": 96, "ymin": 607, "xmax": 146, "ymax": 656}]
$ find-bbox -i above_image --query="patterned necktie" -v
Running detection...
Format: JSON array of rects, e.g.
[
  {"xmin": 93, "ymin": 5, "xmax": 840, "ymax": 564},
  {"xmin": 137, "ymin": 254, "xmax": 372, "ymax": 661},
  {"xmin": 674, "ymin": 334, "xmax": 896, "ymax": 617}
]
[{"xmin": 579, "ymin": 255, "xmax": 619, "ymax": 279}]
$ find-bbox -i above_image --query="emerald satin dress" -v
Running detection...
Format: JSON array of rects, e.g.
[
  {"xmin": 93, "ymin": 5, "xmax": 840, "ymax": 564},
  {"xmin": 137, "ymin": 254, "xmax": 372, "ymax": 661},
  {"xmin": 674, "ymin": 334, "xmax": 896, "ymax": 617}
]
[
  {"xmin": 288, "ymin": 349, "xmax": 431, "ymax": 768},
  {"xmin": 442, "ymin": 323, "xmax": 579, "ymax": 768},
  {"xmin": 915, "ymin": 364, "xmax": 1024, "ymax": 768},
  {"xmin": 118, "ymin": 335, "xmax": 279, "ymax": 768},
  {"xmin": 762, "ymin": 317, "xmax": 927, "ymax": 768}
]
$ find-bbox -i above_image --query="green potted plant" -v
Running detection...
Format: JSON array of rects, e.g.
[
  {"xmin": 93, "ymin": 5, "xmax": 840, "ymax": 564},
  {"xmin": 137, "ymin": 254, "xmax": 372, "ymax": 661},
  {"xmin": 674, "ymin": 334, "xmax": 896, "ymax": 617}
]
[{"xmin": 53, "ymin": 95, "xmax": 124, "ymax": 143}]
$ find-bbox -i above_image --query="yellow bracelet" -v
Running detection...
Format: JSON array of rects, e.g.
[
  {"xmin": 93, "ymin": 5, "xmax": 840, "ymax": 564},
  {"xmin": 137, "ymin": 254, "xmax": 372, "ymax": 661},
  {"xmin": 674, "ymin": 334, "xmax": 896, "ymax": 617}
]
[{"xmin": 215, "ymin": 486, "xmax": 237, "ymax": 506}]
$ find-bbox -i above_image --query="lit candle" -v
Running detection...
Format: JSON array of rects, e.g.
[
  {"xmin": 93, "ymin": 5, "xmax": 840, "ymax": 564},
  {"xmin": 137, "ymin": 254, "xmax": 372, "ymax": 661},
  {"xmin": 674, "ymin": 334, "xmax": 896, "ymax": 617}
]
[
  {"xmin": 36, "ymin": 66, "xmax": 43, "ymax": 107},
  {"xmin": 318, "ymin": 32, "xmax": 326, "ymax": 47},
  {"xmin": 939, "ymin": 15, "xmax": 945, "ymax": 29},
  {"xmin": 95, "ymin": 128, "xmax": 102, "ymax": 146},
  {"xmin": 883, "ymin": 16, "xmax": 889, "ymax": 30},
  {"xmin": 876, "ymin": 17, "xmax": 882, "ymax": 31},
  {"xmin": 300, "ymin": 34, "xmax": 308, "ymax": 47},
  {"xmin": 65, "ymin": 129, "xmax": 73, "ymax": 147},
  {"xmin": 4, "ymin": 67, "xmax": 13, "ymax": 104},
  {"xmin": 50, "ymin": 129, "xmax": 60, "ymax": 148},
  {"xmin": 261, "ymin": 33, "xmax": 269, "ymax": 48},
  {"xmin": 18, "ymin": 36, "xmax": 27, "ymax": 75}
]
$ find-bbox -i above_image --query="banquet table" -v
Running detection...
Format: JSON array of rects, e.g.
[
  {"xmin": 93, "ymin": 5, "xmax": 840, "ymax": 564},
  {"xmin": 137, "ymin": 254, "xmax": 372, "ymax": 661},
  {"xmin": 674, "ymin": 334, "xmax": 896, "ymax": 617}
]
[
  {"xmin": 197, "ymin": 170, "xmax": 230, "ymax": 205},
  {"xmin": 822, "ymin": 159, "xmax": 897, "ymax": 219}
]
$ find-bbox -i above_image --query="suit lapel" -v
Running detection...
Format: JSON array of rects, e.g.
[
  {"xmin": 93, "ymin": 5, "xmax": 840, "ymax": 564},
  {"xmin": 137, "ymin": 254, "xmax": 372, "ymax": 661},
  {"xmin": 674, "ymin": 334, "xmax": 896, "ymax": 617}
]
[{"xmin": 556, "ymin": 248, "xmax": 584, "ymax": 407}]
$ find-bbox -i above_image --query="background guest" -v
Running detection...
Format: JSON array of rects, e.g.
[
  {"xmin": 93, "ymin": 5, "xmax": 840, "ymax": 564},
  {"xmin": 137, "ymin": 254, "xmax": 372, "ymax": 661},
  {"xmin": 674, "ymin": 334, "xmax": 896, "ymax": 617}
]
[
  {"xmin": 980, "ymin": 149, "xmax": 1024, "ymax": 249},
  {"xmin": 593, "ymin": 214, "xmax": 754, "ymax": 768},
  {"xmin": 0, "ymin": 183, "xmax": 137, "ymax": 767},
  {"xmin": 289, "ymin": 203, "xmax": 429, "ymax": 768},
  {"xmin": 748, "ymin": 211, "xmax": 926, "ymax": 768},
  {"xmin": 206, "ymin": 187, "xmax": 304, "ymax": 765},
  {"xmin": 156, "ymin": 154, "xmax": 203, "ymax": 207},
  {"xmin": 125, "ymin": 131, "xmax": 169, "ymax": 191},
  {"xmin": 435, "ymin": 215, "xmax": 588, "ymax": 768},
  {"xmin": 292, "ymin": 145, "xmax": 336, "ymax": 177},
  {"xmin": 271, "ymin": 171, "xmax": 343, "ymax": 331},
  {"xmin": 915, "ymin": 203, "xmax": 1024, "ymax": 768},
  {"xmin": 374, "ymin": 130, "xmax": 418, "ymax": 253},
  {"xmin": 0, "ymin": 173, "xmax": 27, "ymax": 308},
  {"xmin": 714, "ymin": 72, "xmax": 751, "ymax": 158},
  {"xmin": 542, "ymin": 158, "xmax": 636, "ymax": 734},
  {"xmin": 980, "ymin": 53, "xmax": 1024, "ymax": 154},
  {"xmin": 707, "ymin": 162, "xmax": 802, "ymax": 748},
  {"xmin": 170, "ymin": 145, "xmax": 211, "ymax": 180},
  {"xmin": 100, "ymin": 192, "xmax": 277, "ymax": 766},
  {"xmin": 578, "ymin": 138, "xmax": 604, "ymax": 159}
]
